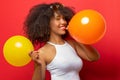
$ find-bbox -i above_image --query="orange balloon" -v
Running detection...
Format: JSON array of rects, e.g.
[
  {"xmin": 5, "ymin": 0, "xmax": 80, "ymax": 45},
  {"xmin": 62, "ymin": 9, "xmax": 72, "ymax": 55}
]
[{"xmin": 68, "ymin": 9, "xmax": 106, "ymax": 44}]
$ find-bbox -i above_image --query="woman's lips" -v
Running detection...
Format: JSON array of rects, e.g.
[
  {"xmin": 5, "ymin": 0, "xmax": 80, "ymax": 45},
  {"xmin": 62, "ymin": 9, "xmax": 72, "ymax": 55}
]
[{"xmin": 60, "ymin": 26, "xmax": 66, "ymax": 30}]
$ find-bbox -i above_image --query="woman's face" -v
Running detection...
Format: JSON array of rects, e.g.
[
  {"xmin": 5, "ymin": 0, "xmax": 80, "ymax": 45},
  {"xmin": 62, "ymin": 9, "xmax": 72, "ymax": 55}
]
[{"xmin": 49, "ymin": 12, "xmax": 67, "ymax": 36}]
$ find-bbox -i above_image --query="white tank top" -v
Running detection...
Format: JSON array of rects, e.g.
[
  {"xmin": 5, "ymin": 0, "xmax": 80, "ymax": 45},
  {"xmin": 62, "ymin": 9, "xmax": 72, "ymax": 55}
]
[{"xmin": 47, "ymin": 41, "xmax": 83, "ymax": 80}]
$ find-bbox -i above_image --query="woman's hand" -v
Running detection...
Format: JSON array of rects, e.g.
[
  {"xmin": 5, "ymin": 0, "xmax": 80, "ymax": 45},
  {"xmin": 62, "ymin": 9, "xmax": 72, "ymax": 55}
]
[{"xmin": 29, "ymin": 51, "xmax": 42, "ymax": 66}]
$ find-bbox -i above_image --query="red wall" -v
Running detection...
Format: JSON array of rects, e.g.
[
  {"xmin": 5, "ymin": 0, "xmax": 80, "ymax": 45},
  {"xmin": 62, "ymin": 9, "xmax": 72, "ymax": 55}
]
[{"xmin": 0, "ymin": 0, "xmax": 120, "ymax": 80}]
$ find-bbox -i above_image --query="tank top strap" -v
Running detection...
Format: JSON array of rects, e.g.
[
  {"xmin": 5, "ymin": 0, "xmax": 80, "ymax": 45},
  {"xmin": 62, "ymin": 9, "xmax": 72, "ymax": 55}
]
[
  {"xmin": 47, "ymin": 41, "xmax": 67, "ymax": 46},
  {"xmin": 47, "ymin": 41, "xmax": 56, "ymax": 46}
]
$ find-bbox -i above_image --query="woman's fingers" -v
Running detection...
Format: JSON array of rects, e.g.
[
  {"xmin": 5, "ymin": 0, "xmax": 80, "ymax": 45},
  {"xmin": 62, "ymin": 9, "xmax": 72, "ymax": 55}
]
[
  {"xmin": 29, "ymin": 51, "xmax": 33, "ymax": 57},
  {"xmin": 29, "ymin": 51, "xmax": 42, "ymax": 65}
]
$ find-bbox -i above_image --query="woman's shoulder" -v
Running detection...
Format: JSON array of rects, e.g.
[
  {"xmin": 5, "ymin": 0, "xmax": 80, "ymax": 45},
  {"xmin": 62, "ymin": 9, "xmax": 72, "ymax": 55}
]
[
  {"xmin": 38, "ymin": 43, "xmax": 55, "ymax": 54},
  {"xmin": 37, "ymin": 43, "xmax": 56, "ymax": 60},
  {"xmin": 37, "ymin": 43, "xmax": 56, "ymax": 65}
]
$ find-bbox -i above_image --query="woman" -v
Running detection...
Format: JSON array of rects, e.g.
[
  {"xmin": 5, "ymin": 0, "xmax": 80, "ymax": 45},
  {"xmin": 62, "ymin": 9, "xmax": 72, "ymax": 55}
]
[{"xmin": 24, "ymin": 2, "xmax": 100, "ymax": 80}]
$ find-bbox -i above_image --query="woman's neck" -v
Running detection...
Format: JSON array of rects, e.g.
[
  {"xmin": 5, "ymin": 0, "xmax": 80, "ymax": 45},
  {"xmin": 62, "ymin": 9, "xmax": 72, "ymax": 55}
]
[{"xmin": 49, "ymin": 34, "xmax": 65, "ymax": 45}]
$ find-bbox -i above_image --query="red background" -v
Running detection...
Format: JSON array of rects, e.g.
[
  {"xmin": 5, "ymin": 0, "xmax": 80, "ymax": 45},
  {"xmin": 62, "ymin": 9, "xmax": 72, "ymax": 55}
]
[{"xmin": 0, "ymin": 0, "xmax": 120, "ymax": 80}]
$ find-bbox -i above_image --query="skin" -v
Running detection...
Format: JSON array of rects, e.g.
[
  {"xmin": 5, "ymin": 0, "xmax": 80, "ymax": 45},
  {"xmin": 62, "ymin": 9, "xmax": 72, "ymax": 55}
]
[{"xmin": 30, "ymin": 12, "xmax": 100, "ymax": 80}]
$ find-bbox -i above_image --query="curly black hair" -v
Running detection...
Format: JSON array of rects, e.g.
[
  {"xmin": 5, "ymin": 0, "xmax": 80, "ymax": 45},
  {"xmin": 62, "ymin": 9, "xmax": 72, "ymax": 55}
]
[{"xmin": 23, "ymin": 2, "xmax": 75, "ymax": 44}]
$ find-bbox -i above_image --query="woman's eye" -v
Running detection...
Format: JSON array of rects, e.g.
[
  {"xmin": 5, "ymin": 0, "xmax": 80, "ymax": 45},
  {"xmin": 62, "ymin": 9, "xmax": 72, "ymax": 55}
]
[{"xmin": 56, "ymin": 17, "xmax": 60, "ymax": 20}]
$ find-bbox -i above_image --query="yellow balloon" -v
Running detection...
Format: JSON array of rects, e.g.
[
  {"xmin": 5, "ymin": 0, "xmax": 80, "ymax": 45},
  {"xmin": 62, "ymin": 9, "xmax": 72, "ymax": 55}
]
[{"xmin": 3, "ymin": 35, "xmax": 34, "ymax": 67}]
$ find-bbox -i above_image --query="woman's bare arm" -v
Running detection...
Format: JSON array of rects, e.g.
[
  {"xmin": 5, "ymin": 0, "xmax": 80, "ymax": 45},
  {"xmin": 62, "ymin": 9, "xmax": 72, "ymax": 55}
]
[
  {"xmin": 29, "ymin": 51, "xmax": 46, "ymax": 80},
  {"xmin": 68, "ymin": 40, "xmax": 100, "ymax": 61}
]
